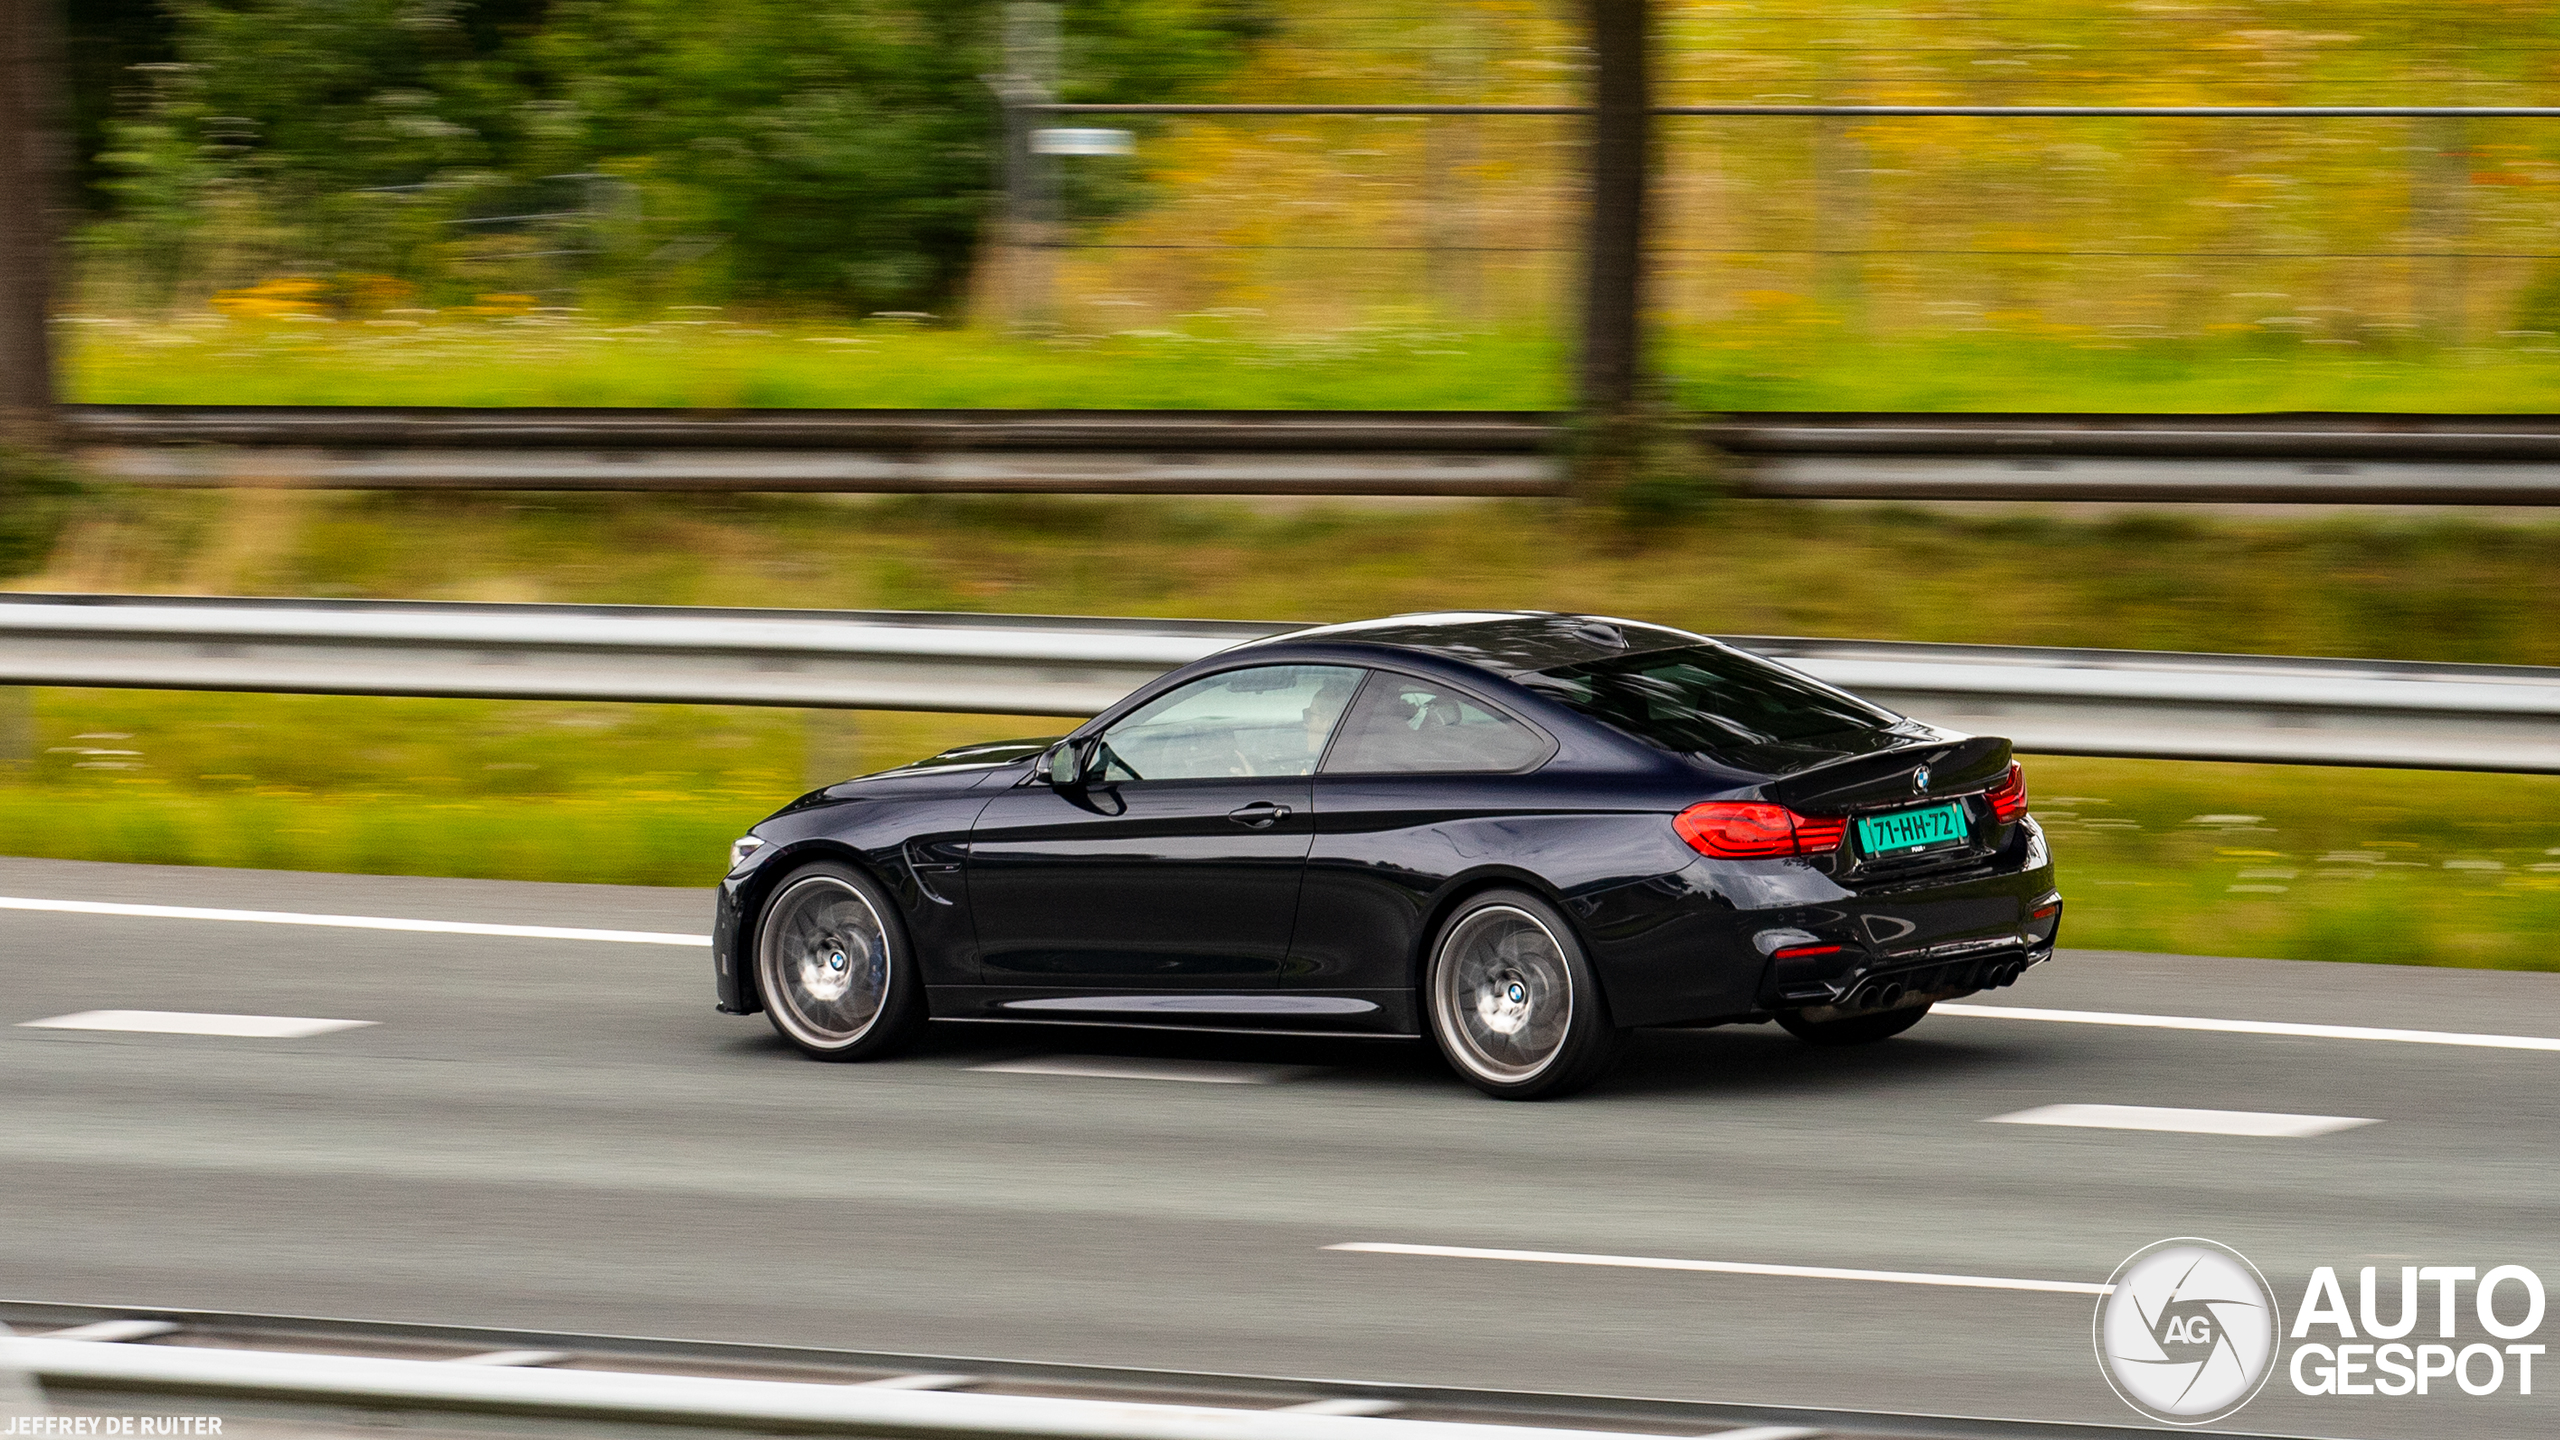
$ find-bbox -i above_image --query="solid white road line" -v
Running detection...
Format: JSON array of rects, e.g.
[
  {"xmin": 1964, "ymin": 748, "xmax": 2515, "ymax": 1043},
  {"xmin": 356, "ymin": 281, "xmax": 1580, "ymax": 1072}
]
[
  {"xmin": 1987, "ymin": 1102, "xmax": 2379, "ymax": 1138},
  {"xmin": 1937, "ymin": 1000, "xmax": 2560, "ymax": 1053},
  {"xmin": 0, "ymin": 895, "xmax": 709, "ymax": 946},
  {"xmin": 1325, "ymin": 1242, "xmax": 2112, "ymax": 1296},
  {"xmin": 18, "ymin": 1010, "xmax": 376, "ymax": 1039},
  {"xmin": 971, "ymin": 1055, "xmax": 1322, "ymax": 1085}
]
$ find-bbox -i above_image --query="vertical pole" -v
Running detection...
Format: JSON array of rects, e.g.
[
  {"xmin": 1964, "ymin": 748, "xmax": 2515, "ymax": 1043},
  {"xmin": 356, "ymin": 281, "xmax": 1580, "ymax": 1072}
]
[
  {"xmin": 997, "ymin": 1, "xmax": 1060, "ymax": 331},
  {"xmin": 804, "ymin": 709, "xmax": 863, "ymax": 791},
  {"xmin": 1577, "ymin": 0, "xmax": 1650, "ymax": 419},
  {"xmin": 1423, "ymin": 9, "xmax": 1483, "ymax": 325},
  {"xmin": 1811, "ymin": 45, "xmax": 1867, "ymax": 333},
  {"xmin": 0, "ymin": 0, "xmax": 64, "ymax": 447},
  {"xmin": 2417, "ymin": 116, "xmax": 2468, "ymax": 344}
]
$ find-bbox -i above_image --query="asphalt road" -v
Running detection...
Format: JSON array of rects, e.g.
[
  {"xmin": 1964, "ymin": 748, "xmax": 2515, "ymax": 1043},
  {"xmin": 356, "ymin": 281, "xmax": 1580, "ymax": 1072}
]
[{"xmin": 4, "ymin": 856, "xmax": 2557, "ymax": 1439}]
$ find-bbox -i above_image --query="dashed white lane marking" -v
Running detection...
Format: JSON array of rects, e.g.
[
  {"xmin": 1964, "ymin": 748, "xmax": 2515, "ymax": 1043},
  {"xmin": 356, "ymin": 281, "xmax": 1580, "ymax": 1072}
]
[
  {"xmin": 36, "ymin": 1321, "xmax": 180, "ymax": 1343},
  {"xmin": 1938, "ymin": 1001, "xmax": 2560, "ymax": 1053},
  {"xmin": 1326, "ymin": 1242, "xmax": 2112, "ymax": 1296},
  {"xmin": 1987, "ymin": 1102, "xmax": 2379, "ymax": 1138},
  {"xmin": 448, "ymin": 1350, "xmax": 569, "ymax": 1368},
  {"xmin": 0, "ymin": 896, "xmax": 708, "ymax": 946},
  {"xmin": 19, "ymin": 1010, "xmax": 376, "ymax": 1039},
  {"xmin": 970, "ymin": 1055, "xmax": 1321, "ymax": 1085}
]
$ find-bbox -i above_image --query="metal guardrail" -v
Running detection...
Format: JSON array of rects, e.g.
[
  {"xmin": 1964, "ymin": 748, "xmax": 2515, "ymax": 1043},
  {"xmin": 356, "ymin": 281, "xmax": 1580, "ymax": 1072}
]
[
  {"xmin": 0, "ymin": 1301, "xmax": 2312, "ymax": 1440},
  {"xmin": 62, "ymin": 406, "xmax": 2560, "ymax": 502},
  {"xmin": 2, "ymin": 593, "xmax": 2553, "ymax": 772}
]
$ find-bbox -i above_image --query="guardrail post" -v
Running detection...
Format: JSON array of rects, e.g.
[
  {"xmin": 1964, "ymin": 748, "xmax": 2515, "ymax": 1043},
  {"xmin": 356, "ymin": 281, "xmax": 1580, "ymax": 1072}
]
[
  {"xmin": 0, "ymin": 1323, "xmax": 49, "ymax": 1423},
  {"xmin": 806, "ymin": 709, "xmax": 864, "ymax": 790},
  {"xmin": 0, "ymin": 686, "xmax": 29, "ymax": 772}
]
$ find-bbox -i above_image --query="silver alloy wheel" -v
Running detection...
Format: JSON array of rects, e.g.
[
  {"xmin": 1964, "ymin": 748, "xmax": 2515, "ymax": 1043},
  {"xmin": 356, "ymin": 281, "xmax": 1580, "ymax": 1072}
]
[
  {"xmin": 1433, "ymin": 903, "xmax": 1574, "ymax": 1083},
  {"xmin": 759, "ymin": 874, "xmax": 892, "ymax": 1050}
]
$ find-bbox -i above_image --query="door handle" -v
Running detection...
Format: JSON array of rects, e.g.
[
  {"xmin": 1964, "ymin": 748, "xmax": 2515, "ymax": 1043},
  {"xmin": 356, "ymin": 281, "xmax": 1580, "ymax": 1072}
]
[{"xmin": 1227, "ymin": 801, "xmax": 1292, "ymax": 829}]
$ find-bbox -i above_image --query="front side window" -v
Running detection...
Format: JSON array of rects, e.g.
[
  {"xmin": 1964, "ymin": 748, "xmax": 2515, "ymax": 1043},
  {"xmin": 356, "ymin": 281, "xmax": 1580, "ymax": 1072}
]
[
  {"xmin": 1322, "ymin": 675, "xmax": 1551, "ymax": 774},
  {"xmin": 1094, "ymin": 665, "xmax": 1365, "ymax": 781},
  {"xmin": 1521, "ymin": 644, "xmax": 1904, "ymax": 771}
]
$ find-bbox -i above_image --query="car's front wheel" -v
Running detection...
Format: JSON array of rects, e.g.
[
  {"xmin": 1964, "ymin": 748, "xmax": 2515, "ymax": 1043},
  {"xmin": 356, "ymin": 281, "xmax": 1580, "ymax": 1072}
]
[
  {"xmin": 1425, "ymin": 889, "xmax": 1624, "ymax": 1100},
  {"xmin": 1777, "ymin": 1001, "xmax": 1931, "ymax": 1046},
  {"xmin": 754, "ymin": 861, "xmax": 926, "ymax": 1061}
]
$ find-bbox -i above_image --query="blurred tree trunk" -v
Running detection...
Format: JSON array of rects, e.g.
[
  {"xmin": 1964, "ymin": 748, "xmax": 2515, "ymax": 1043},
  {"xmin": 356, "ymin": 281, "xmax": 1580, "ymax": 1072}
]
[
  {"xmin": 1576, "ymin": 0, "xmax": 1649, "ymax": 420},
  {"xmin": 0, "ymin": 0, "xmax": 62, "ymax": 447}
]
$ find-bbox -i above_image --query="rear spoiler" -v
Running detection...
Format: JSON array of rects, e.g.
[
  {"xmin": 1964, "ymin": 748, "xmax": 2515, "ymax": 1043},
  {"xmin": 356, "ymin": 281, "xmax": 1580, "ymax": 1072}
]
[{"xmin": 1760, "ymin": 733, "xmax": 2011, "ymax": 815}]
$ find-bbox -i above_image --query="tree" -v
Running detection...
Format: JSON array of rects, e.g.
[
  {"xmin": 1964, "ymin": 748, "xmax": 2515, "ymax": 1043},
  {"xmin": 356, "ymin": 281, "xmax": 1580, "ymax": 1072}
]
[
  {"xmin": 1577, "ymin": 0, "xmax": 1648, "ymax": 419},
  {"xmin": 1, "ymin": 0, "xmax": 64, "ymax": 442}
]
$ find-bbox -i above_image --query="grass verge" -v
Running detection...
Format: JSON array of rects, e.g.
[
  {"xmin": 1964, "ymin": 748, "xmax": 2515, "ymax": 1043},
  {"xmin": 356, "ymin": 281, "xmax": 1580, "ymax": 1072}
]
[
  {"xmin": 5, "ymin": 689, "xmax": 2556, "ymax": 971},
  {"xmin": 60, "ymin": 312, "xmax": 2560, "ymax": 413}
]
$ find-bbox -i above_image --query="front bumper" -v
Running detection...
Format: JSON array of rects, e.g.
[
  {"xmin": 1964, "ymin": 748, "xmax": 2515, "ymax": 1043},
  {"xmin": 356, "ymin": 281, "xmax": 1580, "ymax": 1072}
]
[{"xmin": 710, "ymin": 879, "xmax": 756, "ymax": 1014}]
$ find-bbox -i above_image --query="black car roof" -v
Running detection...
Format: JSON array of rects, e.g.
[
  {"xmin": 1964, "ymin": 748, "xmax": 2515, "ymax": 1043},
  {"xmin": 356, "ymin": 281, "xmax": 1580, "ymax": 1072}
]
[{"xmin": 1243, "ymin": 611, "xmax": 1706, "ymax": 675}]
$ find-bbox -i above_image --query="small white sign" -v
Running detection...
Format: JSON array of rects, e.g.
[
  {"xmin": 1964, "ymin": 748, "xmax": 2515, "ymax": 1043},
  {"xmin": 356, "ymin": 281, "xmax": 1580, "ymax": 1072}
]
[{"xmin": 1030, "ymin": 128, "xmax": 1134, "ymax": 156}]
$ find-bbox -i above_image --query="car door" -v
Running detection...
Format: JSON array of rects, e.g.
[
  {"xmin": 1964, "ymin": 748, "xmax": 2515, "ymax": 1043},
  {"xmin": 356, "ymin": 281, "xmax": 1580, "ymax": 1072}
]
[
  {"xmin": 1288, "ymin": 671, "xmax": 1558, "ymax": 1027},
  {"xmin": 966, "ymin": 664, "xmax": 1366, "ymax": 994}
]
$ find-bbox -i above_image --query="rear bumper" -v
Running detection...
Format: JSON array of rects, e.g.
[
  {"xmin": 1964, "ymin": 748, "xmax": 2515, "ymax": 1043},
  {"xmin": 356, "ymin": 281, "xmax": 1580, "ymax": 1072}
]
[
  {"xmin": 1587, "ymin": 817, "xmax": 2059, "ymax": 1028},
  {"xmin": 1779, "ymin": 913, "xmax": 2059, "ymax": 1023}
]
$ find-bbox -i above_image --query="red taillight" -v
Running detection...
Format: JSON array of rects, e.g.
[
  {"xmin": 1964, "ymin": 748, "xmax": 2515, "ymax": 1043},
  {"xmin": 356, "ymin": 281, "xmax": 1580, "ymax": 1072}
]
[
  {"xmin": 1674, "ymin": 802, "xmax": 1846, "ymax": 860},
  {"xmin": 1985, "ymin": 761, "xmax": 2029, "ymax": 824},
  {"xmin": 1793, "ymin": 814, "xmax": 1848, "ymax": 852},
  {"xmin": 1772, "ymin": 942, "xmax": 1843, "ymax": 961}
]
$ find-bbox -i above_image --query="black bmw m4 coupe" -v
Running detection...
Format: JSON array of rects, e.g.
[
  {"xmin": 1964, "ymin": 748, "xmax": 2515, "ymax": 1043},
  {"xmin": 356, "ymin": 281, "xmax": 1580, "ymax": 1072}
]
[{"xmin": 713, "ymin": 612, "xmax": 2061, "ymax": 1099}]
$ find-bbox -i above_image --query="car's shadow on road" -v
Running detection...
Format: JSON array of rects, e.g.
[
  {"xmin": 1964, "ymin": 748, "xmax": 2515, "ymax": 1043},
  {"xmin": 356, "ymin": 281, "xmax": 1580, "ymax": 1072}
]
[
  {"xmin": 1600, "ymin": 1022, "xmax": 2032, "ymax": 1100},
  {"xmin": 720, "ymin": 1011, "xmax": 2043, "ymax": 1102}
]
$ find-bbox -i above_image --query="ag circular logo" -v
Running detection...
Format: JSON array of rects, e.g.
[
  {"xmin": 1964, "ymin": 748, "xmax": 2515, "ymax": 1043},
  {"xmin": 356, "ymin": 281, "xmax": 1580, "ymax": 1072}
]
[{"xmin": 2095, "ymin": 1238, "xmax": 2283, "ymax": 1424}]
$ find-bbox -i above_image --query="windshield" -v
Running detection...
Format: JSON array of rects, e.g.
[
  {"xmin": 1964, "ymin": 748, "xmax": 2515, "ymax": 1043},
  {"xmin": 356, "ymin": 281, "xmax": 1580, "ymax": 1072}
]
[{"xmin": 1522, "ymin": 644, "xmax": 1908, "ymax": 772}]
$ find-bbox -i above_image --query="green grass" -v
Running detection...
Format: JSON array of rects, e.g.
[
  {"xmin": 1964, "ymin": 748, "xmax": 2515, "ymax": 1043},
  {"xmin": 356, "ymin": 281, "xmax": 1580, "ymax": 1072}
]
[
  {"xmin": 9, "ymin": 691, "xmax": 2557, "ymax": 969},
  {"xmin": 0, "ymin": 691, "xmax": 1070, "ymax": 887},
  {"xmin": 2032, "ymin": 759, "xmax": 2560, "ymax": 972},
  {"xmin": 58, "ymin": 312, "xmax": 2560, "ymax": 413},
  {"xmin": 11, "ymin": 485, "xmax": 2560, "ymax": 968}
]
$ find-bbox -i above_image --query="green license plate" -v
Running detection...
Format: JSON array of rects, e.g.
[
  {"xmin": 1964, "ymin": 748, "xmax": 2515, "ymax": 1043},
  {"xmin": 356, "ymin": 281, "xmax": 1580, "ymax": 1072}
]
[{"xmin": 1856, "ymin": 801, "xmax": 1971, "ymax": 857}]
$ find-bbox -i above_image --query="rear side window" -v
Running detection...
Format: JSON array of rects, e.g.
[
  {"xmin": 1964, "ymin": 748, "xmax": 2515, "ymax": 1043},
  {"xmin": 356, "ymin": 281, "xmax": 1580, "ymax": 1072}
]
[
  {"xmin": 1322, "ymin": 674, "xmax": 1551, "ymax": 774},
  {"xmin": 1522, "ymin": 645, "xmax": 1903, "ymax": 771}
]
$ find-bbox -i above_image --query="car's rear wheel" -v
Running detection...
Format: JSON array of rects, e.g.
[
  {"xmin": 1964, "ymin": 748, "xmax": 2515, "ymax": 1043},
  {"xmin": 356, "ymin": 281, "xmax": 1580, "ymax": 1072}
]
[
  {"xmin": 1777, "ymin": 1001, "xmax": 1931, "ymax": 1046},
  {"xmin": 754, "ymin": 862, "xmax": 926, "ymax": 1061},
  {"xmin": 1425, "ymin": 890, "xmax": 1624, "ymax": 1100}
]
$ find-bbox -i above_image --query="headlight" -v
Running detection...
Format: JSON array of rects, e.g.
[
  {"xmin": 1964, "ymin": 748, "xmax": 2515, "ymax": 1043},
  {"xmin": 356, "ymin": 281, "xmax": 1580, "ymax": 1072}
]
[{"xmin": 728, "ymin": 836, "xmax": 766, "ymax": 873}]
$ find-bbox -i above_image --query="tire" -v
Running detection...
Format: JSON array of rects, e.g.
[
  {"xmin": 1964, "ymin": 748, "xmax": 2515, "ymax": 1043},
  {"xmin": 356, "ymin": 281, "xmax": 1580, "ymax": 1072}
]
[
  {"xmin": 1423, "ymin": 889, "xmax": 1625, "ymax": 1100},
  {"xmin": 1777, "ymin": 1001, "xmax": 1932, "ymax": 1047},
  {"xmin": 753, "ymin": 861, "xmax": 927, "ymax": 1061}
]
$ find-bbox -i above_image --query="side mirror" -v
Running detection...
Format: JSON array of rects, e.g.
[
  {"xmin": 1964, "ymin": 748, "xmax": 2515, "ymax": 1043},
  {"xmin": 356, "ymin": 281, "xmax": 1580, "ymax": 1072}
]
[{"xmin": 1042, "ymin": 739, "xmax": 1084, "ymax": 790}]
